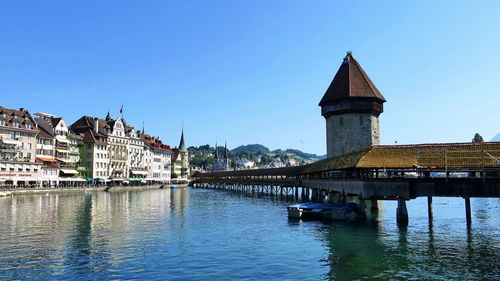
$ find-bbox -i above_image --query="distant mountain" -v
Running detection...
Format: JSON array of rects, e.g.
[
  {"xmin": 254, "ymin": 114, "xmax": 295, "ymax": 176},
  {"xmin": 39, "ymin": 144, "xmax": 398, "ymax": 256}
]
[
  {"xmin": 231, "ymin": 144, "xmax": 324, "ymax": 160},
  {"xmin": 231, "ymin": 144, "xmax": 270, "ymax": 155},
  {"xmin": 189, "ymin": 143, "xmax": 325, "ymax": 169},
  {"xmin": 272, "ymin": 148, "xmax": 325, "ymax": 160},
  {"xmin": 491, "ymin": 133, "xmax": 500, "ymax": 142}
]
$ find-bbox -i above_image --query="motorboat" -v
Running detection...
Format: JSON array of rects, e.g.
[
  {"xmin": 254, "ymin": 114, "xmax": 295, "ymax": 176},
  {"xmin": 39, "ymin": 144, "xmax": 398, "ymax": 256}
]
[{"xmin": 287, "ymin": 202, "xmax": 358, "ymax": 221}]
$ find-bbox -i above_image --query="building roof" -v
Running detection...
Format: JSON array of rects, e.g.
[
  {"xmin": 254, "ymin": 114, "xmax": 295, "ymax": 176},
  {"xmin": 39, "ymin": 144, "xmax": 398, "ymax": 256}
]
[
  {"xmin": 319, "ymin": 52, "xmax": 386, "ymax": 107},
  {"xmin": 197, "ymin": 165, "xmax": 305, "ymax": 178},
  {"xmin": 179, "ymin": 129, "xmax": 186, "ymax": 151},
  {"xmin": 303, "ymin": 142, "xmax": 500, "ymax": 173},
  {"xmin": 195, "ymin": 142, "xmax": 500, "ymax": 178},
  {"xmin": 34, "ymin": 117, "xmax": 55, "ymax": 138},
  {"xmin": 49, "ymin": 117, "xmax": 62, "ymax": 128},
  {"xmin": 141, "ymin": 133, "xmax": 172, "ymax": 153},
  {"xmin": 0, "ymin": 106, "xmax": 38, "ymax": 132},
  {"xmin": 69, "ymin": 116, "xmax": 108, "ymax": 144}
]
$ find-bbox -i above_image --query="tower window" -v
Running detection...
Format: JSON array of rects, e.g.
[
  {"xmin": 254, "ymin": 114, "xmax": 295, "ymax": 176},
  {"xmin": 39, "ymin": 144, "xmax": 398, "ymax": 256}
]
[
  {"xmin": 339, "ymin": 117, "xmax": 343, "ymax": 127},
  {"xmin": 359, "ymin": 116, "xmax": 364, "ymax": 126}
]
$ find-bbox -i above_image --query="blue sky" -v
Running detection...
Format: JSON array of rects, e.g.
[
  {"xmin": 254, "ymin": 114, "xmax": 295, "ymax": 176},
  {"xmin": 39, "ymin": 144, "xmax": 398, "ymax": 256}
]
[{"xmin": 1, "ymin": 1, "xmax": 499, "ymax": 154}]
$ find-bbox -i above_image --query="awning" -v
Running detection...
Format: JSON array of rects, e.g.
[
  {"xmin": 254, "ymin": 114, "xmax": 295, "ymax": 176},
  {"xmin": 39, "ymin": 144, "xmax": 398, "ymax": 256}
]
[
  {"xmin": 59, "ymin": 178, "xmax": 85, "ymax": 182},
  {"xmin": 131, "ymin": 170, "xmax": 148, "ymax": 175},
  {"xmin": 56, "ymin": 138, "xmax": 70, "ymax": 143},
  {"xmin": 56, "ymin": 149, "xmax": 70, "ymax": 153},
  {"xmin": 60, "ymin": 169, "xmax": 79, "ymax": 175},
  {"xmin": 71, "ymin": 178, "xmax": 86, "ymax": 182},
  {"xmin": 94, "ymin": 178, "xmax": 109, "ymax": 182},
  {"xmin": 57, "ymin": 158, "xmax": 74, "ymax": 163},
  {"xmin": 36, "ymin": 157, "xmax": 57, "ymax": 162},
  {"xmin": 0, "ymin": 139, "xmax": 22, "ymax": 146},
  {"xmin": 110, "ymin": 178, "xmax": 125, "ymax": 181}
]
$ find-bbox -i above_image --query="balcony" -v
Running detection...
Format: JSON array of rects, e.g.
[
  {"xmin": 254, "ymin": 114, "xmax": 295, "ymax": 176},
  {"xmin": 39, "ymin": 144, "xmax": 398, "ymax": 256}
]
[{"xmin": 56, "ymin": 143, "xmax": 69, "ymax": 150}]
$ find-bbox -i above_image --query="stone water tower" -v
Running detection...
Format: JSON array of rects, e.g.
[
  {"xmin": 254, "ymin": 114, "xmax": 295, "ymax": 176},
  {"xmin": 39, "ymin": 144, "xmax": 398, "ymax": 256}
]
[{"xmin": 319, "ymin": 52, "xmax": 386, "ymax": 158}]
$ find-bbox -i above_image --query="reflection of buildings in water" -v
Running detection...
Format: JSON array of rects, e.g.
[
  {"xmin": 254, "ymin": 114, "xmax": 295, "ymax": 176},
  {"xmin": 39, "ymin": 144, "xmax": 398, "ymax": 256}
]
[{"xmin": 170, "ymin": 188, "xmax": 189, "ymax": 215}]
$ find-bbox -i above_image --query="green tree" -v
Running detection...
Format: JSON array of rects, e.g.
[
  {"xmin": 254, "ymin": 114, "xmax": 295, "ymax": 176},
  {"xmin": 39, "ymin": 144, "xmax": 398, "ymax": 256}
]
[{"xmin": 472, "ymin": 133, "xmax": 484, "ymax": 143}]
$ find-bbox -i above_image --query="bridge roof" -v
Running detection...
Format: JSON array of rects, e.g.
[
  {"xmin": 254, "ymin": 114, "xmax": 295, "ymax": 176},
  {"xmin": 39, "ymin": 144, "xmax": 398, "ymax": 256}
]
[
  {"xmin": 196, "ymin": 166, "xmax": 306, "ymax": 178},
  {"xmin": 303, "ymin": 142, "xmax": 500, "ymax": 173},
  {"xmin": 193, "ymin": 142, "xmax": 500, "ymax": 179}
]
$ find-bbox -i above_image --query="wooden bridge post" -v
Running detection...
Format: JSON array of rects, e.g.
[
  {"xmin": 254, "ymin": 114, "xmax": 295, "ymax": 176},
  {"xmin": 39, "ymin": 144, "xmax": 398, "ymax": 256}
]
[
  {"xmin": 427, "ymin": 196, "xmax": 433, "ymax": 221},
  {"xmin": 358, "ymin": 198, "xmax": 367, "ymax": 219},
  {"xmin": 396, "ymin": 199, "xmax": 409, "ymax": 224},
  {"xmin": 465, "ymin": 197, "xmax": 472, "ymax": 227},
  {"xmin": 370, "ymin": 199, "xmax": 379, "ymax": 213},
  {"xmin": 311, "ymin": 189, "xmax": 317, "ymax": 202}
]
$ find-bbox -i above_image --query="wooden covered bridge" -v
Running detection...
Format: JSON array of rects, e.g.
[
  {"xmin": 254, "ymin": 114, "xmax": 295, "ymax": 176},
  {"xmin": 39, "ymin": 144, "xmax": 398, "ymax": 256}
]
[{"xmin": 192, "ymin": 142, "xmax": 500, "ymax": 225}]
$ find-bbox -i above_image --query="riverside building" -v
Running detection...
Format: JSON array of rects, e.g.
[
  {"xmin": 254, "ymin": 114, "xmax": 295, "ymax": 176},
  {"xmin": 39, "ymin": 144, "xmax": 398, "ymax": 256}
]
[
  {"xmin": 69, "ymin": 116, "xmax": 110, "ymax": 181},
  {"xmin": 34, "ymin": 113, "xmax": 83, "ymax": 186},
  {"xmin": 0, "ymin": 106, "xmax": 42, "ymax": 186},
  {"xmin": 142, "ymin": 134, "xmax": 172, "ymax": 183},
  {"xmin": 127, "ymin": 126, "xmax": 148, "ymax": 181},
  {"xmin": 104, "ymin": 113, "xmax": 129, "ymax": 181}
]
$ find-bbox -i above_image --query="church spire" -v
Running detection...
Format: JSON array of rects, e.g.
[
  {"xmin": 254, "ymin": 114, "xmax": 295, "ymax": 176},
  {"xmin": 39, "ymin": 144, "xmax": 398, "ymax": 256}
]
[
  {"xmin": 214, "ymin": 141, "xmax": 219, "ymax": 159},
  {"xmin": 105, "ymin": 110, "xmax": 112, "ymax": 122},
  {"xmin": 179, "ymin": 129, "xmax": 186, "ymax": 151},
  {"xmin": 224, "ymin": 141, "xmax": 228, "ymax": 159}
]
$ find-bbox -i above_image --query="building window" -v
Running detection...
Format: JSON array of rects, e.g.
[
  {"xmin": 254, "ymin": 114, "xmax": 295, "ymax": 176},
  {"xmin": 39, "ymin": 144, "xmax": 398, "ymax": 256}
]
[
  {"xmin": 339, "ymin": 117, "xmax": 343, "ymax": 127},
  {"xmin": 359, "ymin": 116, "xmax": 363, "ymax": 126}
]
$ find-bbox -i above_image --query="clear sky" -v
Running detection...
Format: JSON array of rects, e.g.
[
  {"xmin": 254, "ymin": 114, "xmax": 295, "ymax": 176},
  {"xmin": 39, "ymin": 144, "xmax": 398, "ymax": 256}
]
[{"xmin": 1, "ymin": 1, "xmax": 499, "ymax": 155}]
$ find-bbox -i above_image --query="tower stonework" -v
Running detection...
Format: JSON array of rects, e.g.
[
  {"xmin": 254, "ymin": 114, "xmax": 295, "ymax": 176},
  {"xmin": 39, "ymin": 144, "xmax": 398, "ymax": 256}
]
[{"xmin": 319, "ymin": 53, "xmax": 386, "ymax": 158}]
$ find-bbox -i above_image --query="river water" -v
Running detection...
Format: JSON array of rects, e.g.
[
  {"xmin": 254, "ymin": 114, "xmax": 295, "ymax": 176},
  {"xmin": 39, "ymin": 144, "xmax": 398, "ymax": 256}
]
[{"xmin": 0, "ymin": 188, "xmax": 498, "ymax": 280}]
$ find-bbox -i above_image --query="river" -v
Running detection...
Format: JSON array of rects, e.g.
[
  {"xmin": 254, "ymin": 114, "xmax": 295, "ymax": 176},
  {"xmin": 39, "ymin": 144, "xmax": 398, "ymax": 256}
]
[{"xmin": 0, "ymin": 188, "xmax": 498, "ymax": 280}]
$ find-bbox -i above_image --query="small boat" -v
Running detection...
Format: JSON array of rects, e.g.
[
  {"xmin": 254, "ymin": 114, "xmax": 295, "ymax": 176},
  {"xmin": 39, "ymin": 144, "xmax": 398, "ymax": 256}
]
[{"xmin": 287, "ymin": 202, "xmax": 358, "ymax": 221}]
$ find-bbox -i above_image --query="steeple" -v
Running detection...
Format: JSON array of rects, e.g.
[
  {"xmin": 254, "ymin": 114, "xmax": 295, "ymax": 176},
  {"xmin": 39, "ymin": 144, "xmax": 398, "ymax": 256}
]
[
  {"xmin": 224, "ymin": 141, "xmax": 228, "ymax": 159},
  {"xmin": 214, "ymin": 141, "xmax": 219, "ymax": 159},
  {"xmin": 105, "ymin": 110, "xmax": 112, "ymax": 122},
  {"xmin": 179, "ymin": 129, "xmax": 186, "ymax": 151}
]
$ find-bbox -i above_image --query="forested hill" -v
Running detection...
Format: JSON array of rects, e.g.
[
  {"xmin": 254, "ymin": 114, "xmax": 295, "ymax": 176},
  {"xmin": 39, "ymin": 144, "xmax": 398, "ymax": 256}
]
[{"xmin": 187, "ymin": 144, "xmax": 325, "ymax": 168}]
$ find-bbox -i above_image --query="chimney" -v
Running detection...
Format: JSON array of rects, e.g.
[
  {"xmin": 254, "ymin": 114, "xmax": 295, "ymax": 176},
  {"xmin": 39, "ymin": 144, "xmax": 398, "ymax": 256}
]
[{"xmin": 94, "ymin": 118, "xmax": 99, "ymax": 132}]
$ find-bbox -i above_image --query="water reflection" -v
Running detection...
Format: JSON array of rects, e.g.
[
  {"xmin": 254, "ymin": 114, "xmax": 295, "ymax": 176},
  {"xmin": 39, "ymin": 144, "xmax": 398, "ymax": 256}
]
[
  {"xmin": 0, "ymin": 190, "xmax": 498, "ymax": 280},
  {"xmin": 320, "ymin": 199, "xmax": 500, "ymax": 280}
]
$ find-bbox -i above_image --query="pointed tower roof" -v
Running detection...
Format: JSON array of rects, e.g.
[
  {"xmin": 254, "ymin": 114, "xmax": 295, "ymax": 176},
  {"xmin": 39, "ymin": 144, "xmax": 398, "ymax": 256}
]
[
  {"xmin": 319, "ymin": 52, "xmax": 386, "ymax": 107},
  {"xmin": 179, "ymin": 129, "xmax": 186, "ymax": 151},
  {"xmin": 214, "ymin": 141, "xmax": 219, "ymax": 159},
  {"xmin": 105, "ymin": 111, "xmax": 112, "ymax": 122},
  {"xmin": 224, "ymin": 141, "xmax": 228, "ymax": 159}
]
